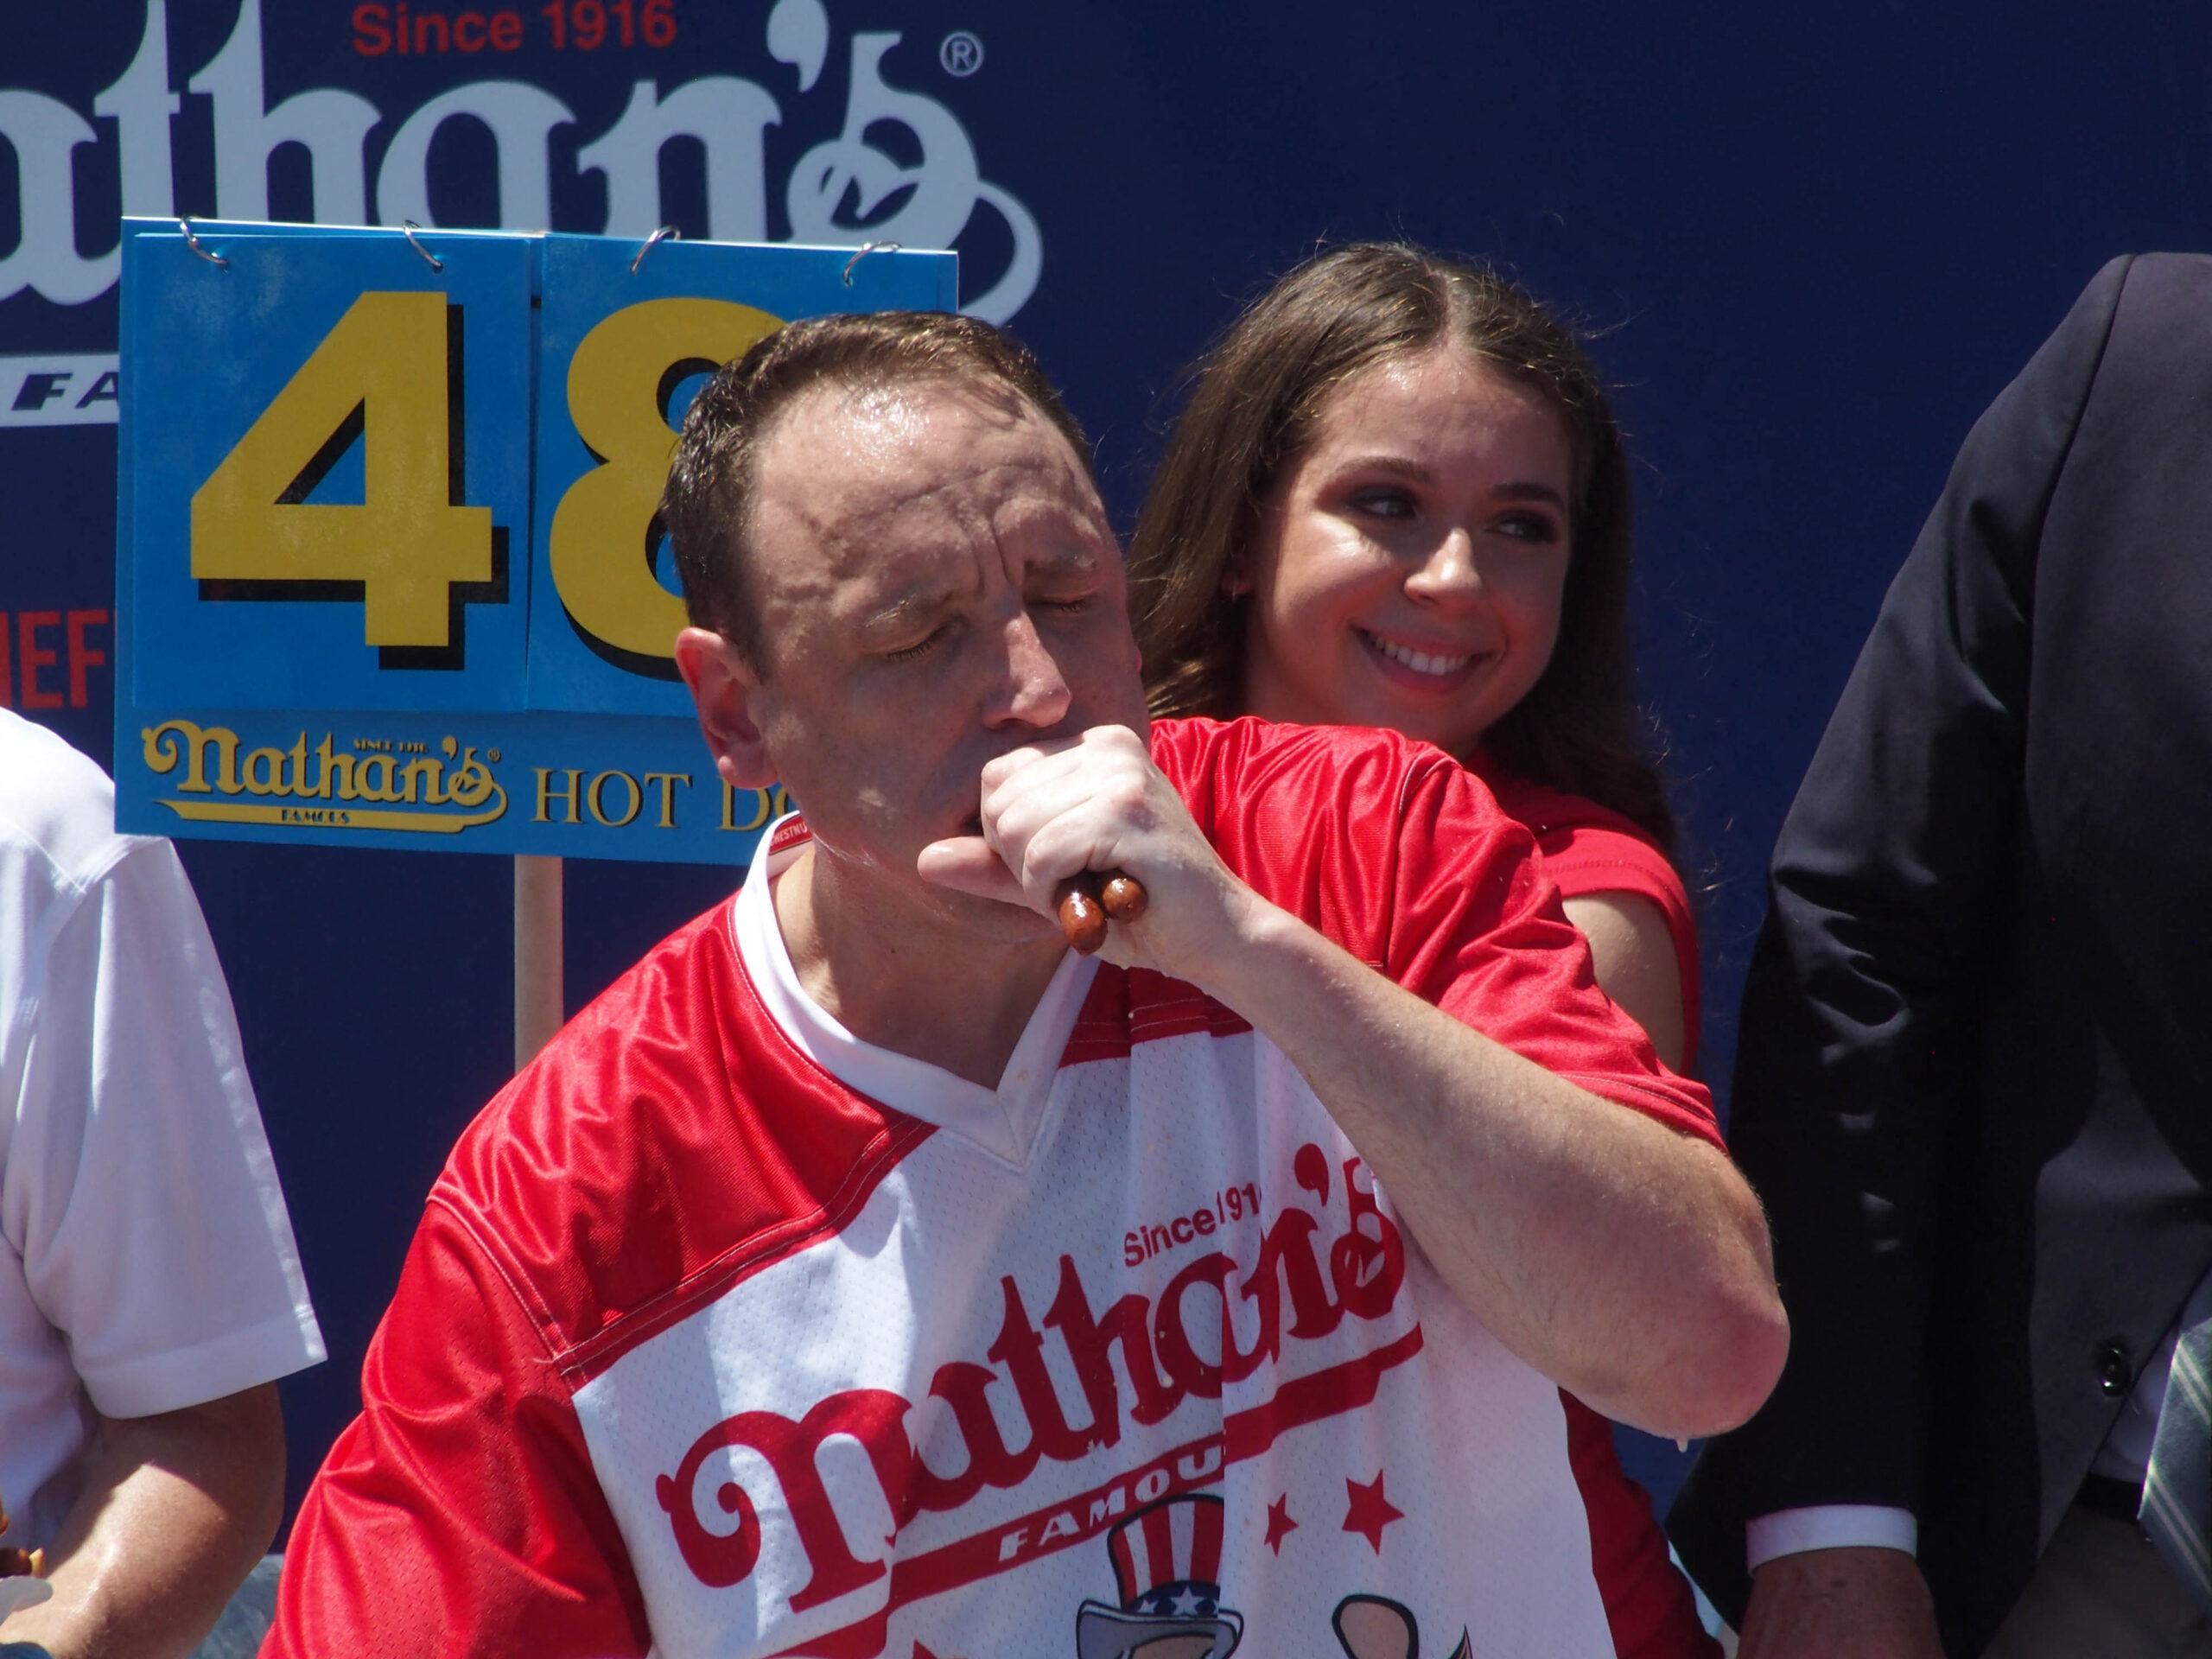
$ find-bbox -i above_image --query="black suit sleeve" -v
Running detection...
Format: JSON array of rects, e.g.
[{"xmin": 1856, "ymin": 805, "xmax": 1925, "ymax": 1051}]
[{"xmin": 1667, "ymin": 257, "xmax": 2132, "ymax": 1617}]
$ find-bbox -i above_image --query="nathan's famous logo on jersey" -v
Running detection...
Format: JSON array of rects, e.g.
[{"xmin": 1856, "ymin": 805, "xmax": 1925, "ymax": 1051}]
[
  {"xmin": 0, "ymin": 0, "xmax": 1039, "ymax": 357},
  {"xmin": 141, "ymin": 718, "xmax": 506, "ymax": 832},
  {"xmin": 655, "ymin": 1144, "xmax": 1418, "ymax": 1620}
]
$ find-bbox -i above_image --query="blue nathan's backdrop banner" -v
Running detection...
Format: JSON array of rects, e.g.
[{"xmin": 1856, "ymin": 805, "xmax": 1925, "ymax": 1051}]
[
  {"xmin": 116, "ymin": 220, "xmax": 948, "ymax": 861},
  {"xmin": 6, "ymin": 0, "xmax": 2209, "ymax": 1532}
]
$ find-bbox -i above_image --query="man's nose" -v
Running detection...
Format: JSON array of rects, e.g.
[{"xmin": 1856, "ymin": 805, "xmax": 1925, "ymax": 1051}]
[
  {"xmin": 1403, "ymin": 525, "xmax": 1486, "ymax": 609},
  {"xmin": 984, "ymin": 612, "xmax": 1075, "ymax": 730}
]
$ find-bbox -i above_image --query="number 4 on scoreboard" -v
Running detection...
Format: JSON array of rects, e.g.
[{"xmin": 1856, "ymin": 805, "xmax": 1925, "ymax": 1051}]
[{"xmin": 190, "ymin": 290, "xmax": 502, "ymax": 664}]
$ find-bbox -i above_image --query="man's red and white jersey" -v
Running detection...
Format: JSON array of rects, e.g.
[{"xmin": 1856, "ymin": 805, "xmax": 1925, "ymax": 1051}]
[{"xmin": 270, "ymin": 717, "xmax": 1722, "ymax": 1659}]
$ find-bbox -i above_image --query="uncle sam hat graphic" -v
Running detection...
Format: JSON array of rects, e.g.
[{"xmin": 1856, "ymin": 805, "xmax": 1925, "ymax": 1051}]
[{"xmin": 1075, "ymin": 1493, "xmax": 1243, "ymax": 1659}]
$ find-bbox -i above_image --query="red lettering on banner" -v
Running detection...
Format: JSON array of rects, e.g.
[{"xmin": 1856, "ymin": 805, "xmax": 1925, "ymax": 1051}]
[
  {"xmin": 16, "ymin": 613, "xmax": 60, "ymax": 710},
  {"xmin": 353, "ymin": 3, "xmax": 527, "ymax": 55},
  {"xmin": 351, "ymin": 4, "xmax": 391, "ymax": 54},
  {"xmin": 658, "ymin": 1145, "xmax": 1414, "ymax": 1626},
  {"xmin": 0, "ymin": 611, "xmax": 113, "ymax": 709},
  {"xmin": 66, "ymin": 610, "xmax": 107, "ymax": 708}
]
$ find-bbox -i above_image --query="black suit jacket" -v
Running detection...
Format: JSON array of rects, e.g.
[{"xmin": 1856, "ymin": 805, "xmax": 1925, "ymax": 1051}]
[{"xmin": 1670, "ymin": 253, "xmax": 2212, "ymax": 1656}]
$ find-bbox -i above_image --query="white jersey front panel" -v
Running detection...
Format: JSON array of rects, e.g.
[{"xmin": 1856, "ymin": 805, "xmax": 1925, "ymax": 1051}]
[{"xmin": 570, "ymin": 831, "xmax": 1613, "ymax": 1659}]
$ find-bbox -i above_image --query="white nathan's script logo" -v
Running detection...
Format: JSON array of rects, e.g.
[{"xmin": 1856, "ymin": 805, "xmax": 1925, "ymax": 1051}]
[{"xmin": 0, "ymin": 0, "xmax": 1040, "ymax": 323}]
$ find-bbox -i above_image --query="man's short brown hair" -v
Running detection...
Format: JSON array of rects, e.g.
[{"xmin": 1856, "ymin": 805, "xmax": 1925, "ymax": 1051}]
[{"xmin": 662, "ymin": 310, "xmax": 1097, "ymax": 671}]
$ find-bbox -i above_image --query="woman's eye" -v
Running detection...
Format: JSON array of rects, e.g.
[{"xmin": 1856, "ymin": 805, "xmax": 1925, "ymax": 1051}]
[
  {"xmin": 1494, "ymin": 512, "xmax": 1563, "ymax": 545},
  {"xmin": 1349, "ymin": 487, "xmax": 1417, "ymax": 520},
  {"xmin": 1036, "ymin": 595, "xmax": 1094, "ymax": 618}
]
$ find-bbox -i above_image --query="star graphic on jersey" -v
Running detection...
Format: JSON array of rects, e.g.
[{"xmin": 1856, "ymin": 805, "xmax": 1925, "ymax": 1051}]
[
  {"xmin": 1342, "ymin": 1470, "xmax": 1405, "ymax": 1554},
  {"xmin": 1172, "ymin": 1589, "xmax": 1205, "ymax": 1617},
  {"xmin": 1264, "ymin": 1493, "xmax": 1299, "ymax": 1555}
]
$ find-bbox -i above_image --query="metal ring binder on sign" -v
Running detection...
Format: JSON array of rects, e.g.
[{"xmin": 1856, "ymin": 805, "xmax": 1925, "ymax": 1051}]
[
  {"xmin": 842, "ymin": 242, "xmax": 903, "ymax": 286},
  {"xmin": 631, "ymin": 226, "xmax": 681, "ymax": 274},
  {"xmin": 400, "ymin": 221, "xmax": 443, "ymax": 273},
  {"xmin": 178, "ymin": 217, "xmax": 228, "ymax": 270}
]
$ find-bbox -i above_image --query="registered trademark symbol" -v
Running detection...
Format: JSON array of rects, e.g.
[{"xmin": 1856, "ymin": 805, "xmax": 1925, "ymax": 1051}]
[
  {"xmin": 487, "ymin": 749, "xmax": 501, "ymax": 763},
  {"xmin": 939, "ymin": 31, "xmax": 983, "ymax": 76}
]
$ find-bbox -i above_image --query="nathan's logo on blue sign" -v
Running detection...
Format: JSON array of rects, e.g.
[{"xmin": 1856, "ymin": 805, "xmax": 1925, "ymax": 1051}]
[
  {"xmin": 131, "ymin": 713, "xmax": 796, "ymax": 846},
  {"xmin": 1, "ymin": 0, "xmax": 1039, "ymax": 409},
  {"xmin": 140, "ymin": 720, "xmax": 509, "ymax": 835}
]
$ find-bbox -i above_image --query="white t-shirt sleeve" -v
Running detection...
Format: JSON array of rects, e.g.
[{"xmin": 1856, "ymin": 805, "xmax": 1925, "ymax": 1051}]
[
  {"xmin": 9, "ymin": 836, "xmax": 324, "ymax": 1420},
  {"xmin": 1745, "ymin": 1504, "xmax": 1918, "ymax": 1570}
]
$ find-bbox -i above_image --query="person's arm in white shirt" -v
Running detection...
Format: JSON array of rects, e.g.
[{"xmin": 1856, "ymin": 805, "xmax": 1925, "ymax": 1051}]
[
  {"xmin": 0, "ymin": 1387, "xmax": 285, "ymax": 1659},
  {"xmin": 2, "ymin": 830, "xmax": 322, "ymax": 1655}
]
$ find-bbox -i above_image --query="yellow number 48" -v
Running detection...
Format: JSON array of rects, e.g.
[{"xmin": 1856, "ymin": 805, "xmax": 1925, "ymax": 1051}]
[{"xmin": 191, "ymin": 291, "xmax": 493, "ymax": 652}]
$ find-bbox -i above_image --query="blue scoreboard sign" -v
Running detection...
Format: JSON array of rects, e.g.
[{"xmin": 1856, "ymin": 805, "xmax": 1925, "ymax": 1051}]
[{"xmin": 115, "ymin": 220, "xmax": 953, "ymax": 861}]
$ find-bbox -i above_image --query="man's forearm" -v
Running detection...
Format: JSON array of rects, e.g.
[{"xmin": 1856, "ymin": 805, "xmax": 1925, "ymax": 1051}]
[
  {"xmin": 0, "ymin": 1386, "xmax": 286, "ymax": 1659},
  {"xmin": 935, "ymin": 723, "xmax": 1787, "ymax": 1433},
  {"xmin": 1204, "ymin": 892, "xmax": 1788, "ymax": 1440}
]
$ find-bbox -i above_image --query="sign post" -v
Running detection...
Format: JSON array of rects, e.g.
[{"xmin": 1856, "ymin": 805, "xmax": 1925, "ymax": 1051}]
[{"xmin": 514, "ymin": 855, "xmax": 564, "ymax": 1067}]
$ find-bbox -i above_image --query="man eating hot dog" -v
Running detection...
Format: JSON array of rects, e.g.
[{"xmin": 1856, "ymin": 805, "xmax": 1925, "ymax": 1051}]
[{"xmin": 269, "ymin": 310, "xmax": 1786, "ymax": 1657}]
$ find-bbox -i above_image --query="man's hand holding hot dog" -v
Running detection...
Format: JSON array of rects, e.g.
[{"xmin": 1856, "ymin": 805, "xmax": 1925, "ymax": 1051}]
[{"xmin": 918, "ymin": 725, "xmax": 1231, "ymax": 975}]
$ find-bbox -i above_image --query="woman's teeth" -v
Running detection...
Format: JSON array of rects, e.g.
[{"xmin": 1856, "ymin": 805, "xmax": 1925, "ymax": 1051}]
[{"xmin": 1364, "ymin": 632, "xmax": 1473, "ymax": 677}]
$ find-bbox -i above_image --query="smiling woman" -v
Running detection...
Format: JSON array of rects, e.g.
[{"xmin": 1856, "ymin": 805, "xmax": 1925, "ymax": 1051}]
[
  {"xmin": 1130, "ymin": 242, "xmax": 1714, "ymax": 1659},
  {"xmin": 1132, "ymin": 243, "xmax": 1673, "ymax": 860},
  {"xmin": 1239, "ymin": 345, "xmax": 1575, "ymax": 761}
]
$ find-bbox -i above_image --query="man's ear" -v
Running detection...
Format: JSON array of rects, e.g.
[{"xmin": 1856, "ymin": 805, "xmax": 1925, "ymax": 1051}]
[{"xmin": 675, "ymin": 626, "xmax": 777, "ymax": 789}]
